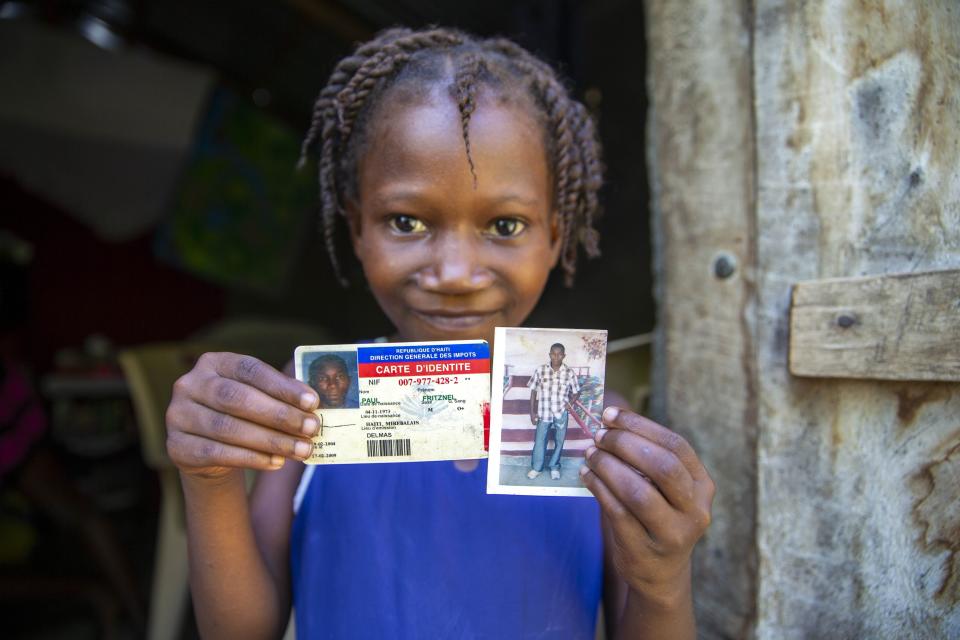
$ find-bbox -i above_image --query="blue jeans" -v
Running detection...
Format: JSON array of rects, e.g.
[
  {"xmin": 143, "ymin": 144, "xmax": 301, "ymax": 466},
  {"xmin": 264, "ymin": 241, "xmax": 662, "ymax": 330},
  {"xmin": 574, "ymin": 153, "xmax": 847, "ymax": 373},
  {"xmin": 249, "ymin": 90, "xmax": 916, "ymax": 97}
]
[{"xmin": 531, "ymin": 412, "xmax": 569, "ymax": 472}]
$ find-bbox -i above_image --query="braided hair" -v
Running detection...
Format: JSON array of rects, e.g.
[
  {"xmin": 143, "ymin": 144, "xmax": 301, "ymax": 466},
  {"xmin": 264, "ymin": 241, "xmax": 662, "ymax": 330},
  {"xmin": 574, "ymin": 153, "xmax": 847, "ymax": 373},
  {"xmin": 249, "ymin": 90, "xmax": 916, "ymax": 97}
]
[{"xmin": 298, "ymin": 26, "xmax": 603, "ymax": 286}]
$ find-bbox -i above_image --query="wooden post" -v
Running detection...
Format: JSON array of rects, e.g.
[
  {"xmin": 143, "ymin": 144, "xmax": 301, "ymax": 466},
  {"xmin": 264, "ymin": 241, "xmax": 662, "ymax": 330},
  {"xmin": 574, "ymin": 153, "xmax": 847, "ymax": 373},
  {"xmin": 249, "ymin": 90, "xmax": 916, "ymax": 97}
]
[
  {"xmin": 645, "ymin": 1, "xmax": 758, "ymax": 636},
  {"xmin": 646, "ymin": 0, "xmax": 960, "ymax": 637}
]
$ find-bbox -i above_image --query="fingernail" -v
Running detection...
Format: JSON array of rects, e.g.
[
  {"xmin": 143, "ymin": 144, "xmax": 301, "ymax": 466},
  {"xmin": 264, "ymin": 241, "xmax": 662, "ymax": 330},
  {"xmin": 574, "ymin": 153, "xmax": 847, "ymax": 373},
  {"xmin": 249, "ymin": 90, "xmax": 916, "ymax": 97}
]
[
  {"xmin": 270, "ymin": 455, "xmax": 285, "ymax": 468},
  {"xmin": 300, "ymin": 392, "xmax": 318, "ymax": 411},
  {"xmin": 595, "ymin": 428, "xmax": 608, "ymax": 443},
  {"xmin": 602, "ymin": 406, "xmax": 619, "ymax": 424},
  {"xmin": 302, "ymin": 416, "xmax": 319, "ymax": 436},
  {"xmin": 585, "ymin": 445, "xmax": 597, "ymax": 460},
  {"xmin": 579, "ymin": 465, "xmax": 589, "ymax": 477},
  {"xmin": 294, "ymin": 441, "xmax": 313, "ymax": 459}
]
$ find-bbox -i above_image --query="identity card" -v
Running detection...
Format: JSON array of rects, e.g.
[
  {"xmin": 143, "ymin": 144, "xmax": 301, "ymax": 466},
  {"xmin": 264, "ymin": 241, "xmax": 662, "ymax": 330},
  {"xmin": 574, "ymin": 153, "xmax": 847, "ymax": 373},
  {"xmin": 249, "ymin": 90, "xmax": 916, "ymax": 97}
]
[{"xmin": 294, "ymin": 340, "xmax": 490, "ymax": 464}]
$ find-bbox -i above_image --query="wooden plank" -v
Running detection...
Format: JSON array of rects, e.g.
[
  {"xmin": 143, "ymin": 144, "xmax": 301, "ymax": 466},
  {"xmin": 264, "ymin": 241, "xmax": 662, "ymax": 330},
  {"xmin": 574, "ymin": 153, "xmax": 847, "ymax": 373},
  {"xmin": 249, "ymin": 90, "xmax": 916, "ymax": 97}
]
[{"xmin": 790, "ymin": 270, "xmax": 960, "ymax": 381}]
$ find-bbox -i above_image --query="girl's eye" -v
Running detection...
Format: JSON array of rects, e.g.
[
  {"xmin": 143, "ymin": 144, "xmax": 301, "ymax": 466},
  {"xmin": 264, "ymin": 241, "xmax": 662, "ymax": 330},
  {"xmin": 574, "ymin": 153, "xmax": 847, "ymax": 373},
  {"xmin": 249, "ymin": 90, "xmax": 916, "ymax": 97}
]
[
  {"xmin": 388, "ymin": 215, "xmax": 427, "ymax": 234},
  {"xmin": 488, "ymin": 218, "xmax": 527, "ymax": 237}
]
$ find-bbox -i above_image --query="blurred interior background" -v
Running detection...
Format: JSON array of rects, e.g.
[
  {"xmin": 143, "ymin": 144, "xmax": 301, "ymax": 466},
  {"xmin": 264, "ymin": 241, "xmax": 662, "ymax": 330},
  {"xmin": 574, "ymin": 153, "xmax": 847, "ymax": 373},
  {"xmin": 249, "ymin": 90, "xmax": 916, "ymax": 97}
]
[{"xmin": 0, "ymin": 1, "xmax": 650, "ymax": 637}]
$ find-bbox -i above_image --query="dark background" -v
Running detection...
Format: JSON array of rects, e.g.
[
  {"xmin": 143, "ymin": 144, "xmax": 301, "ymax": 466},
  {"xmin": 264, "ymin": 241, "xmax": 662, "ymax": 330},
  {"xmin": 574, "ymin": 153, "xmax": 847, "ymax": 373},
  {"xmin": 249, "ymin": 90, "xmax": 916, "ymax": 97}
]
[
  {"xmin": 0, "ymin": 1, "xmax": 649, "ymax": 637},
  {"xmin": 2, "ymin": 0, "xmax": 651, "ymax": 368}
]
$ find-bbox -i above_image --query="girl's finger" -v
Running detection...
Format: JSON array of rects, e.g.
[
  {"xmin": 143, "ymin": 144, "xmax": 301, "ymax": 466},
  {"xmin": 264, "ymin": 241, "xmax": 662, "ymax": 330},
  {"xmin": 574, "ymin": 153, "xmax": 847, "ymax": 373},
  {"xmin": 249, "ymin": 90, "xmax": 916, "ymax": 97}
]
[
  {"xmin": 578, "ymin": 459, "xmax": 653, "ymax": 542},
  {"xmin": 167, "ymin": 430, "xmax": 288, "ymax": 472},
  {"xmin": 583, "ymin": 445, "xmax": 678, "ymax": 541},
  {"xmin": 594, "ymin": 428, "xmax": 695, "ymax": 511},
  {"xmin": 201, "ymin": 352, "xmax": 318, "ymax": 411},
  {"xmin": 178, "ymin": 404, "xmax": 315, "ymax": 461},
  {"xmin": 190, "ymin": 373, "xmax": 321, "ymax": 438},
  {"xmin": 601, "ymin": 407, "xmax": 709, "ymax": 482}
]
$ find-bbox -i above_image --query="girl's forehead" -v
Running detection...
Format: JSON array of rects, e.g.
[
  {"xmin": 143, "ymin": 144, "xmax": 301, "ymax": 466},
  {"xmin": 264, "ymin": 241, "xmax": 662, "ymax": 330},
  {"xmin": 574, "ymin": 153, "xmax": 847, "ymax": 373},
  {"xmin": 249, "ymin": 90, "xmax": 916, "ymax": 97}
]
[
  {"xmin": 369, "ymin": 88, "xmax": 541, "ymax": 146},
  {"xmin": 359, "ymin": 94, "xmax": 551, "ymax": 201}
]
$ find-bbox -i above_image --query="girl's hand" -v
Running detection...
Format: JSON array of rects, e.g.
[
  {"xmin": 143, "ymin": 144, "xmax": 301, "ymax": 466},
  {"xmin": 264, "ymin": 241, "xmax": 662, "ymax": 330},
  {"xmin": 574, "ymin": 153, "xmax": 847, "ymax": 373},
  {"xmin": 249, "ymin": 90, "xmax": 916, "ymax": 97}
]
[
  {"xmin": 580, "ymin": 406, "xmax": 715, "ymax": 605},
  {"xmin": 165, "ymin": 352, "xmax": 320, "ymax": 480}
]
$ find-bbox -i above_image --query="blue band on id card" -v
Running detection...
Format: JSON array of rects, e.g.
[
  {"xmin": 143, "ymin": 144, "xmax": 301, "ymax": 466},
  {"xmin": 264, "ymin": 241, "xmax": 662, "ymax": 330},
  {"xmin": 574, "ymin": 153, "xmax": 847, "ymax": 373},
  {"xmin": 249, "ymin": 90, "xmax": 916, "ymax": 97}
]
[{"xmin": 294, "ymin": 340, "xmax": 490, "ymax": 464}]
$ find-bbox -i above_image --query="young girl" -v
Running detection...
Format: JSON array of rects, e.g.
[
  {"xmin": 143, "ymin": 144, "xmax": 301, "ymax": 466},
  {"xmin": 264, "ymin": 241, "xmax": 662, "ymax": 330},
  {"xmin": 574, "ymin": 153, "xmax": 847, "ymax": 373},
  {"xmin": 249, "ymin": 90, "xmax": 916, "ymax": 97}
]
[{"xmin": 165, "ymin": 27, "xmax": 714, "ymax": 639}]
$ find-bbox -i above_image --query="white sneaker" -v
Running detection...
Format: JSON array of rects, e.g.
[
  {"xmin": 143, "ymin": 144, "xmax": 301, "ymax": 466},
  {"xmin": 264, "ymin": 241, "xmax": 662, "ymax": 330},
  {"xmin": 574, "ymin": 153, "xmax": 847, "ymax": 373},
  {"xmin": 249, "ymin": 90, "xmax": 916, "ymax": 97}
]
[
  {"xmin": 550, "ymin": 469, "xmax": 561, "ymax": 480},
  {"xmin": 527, "ymin": 469, "xmax": 540, "ymax": 479}
]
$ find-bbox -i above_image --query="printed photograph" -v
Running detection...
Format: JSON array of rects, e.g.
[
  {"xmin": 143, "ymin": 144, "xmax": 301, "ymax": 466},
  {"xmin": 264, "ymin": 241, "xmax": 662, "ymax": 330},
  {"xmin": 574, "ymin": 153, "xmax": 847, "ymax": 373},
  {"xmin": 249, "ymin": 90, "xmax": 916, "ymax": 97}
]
[
  {"xmin": 487, "ymin": 327, "xmax": 607, "ymax": 497},
  {"xmin": 300, "ymin": 350, "xmax": 360, "ymax": 409}
]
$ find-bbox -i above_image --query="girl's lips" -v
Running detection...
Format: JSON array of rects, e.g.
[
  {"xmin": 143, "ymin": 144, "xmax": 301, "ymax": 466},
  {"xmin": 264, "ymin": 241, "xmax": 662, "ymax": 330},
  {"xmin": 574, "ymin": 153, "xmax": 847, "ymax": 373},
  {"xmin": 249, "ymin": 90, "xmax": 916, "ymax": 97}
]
[{"xmin": 411, "ymin": 310, "xmax": 498, "ymax": 330}]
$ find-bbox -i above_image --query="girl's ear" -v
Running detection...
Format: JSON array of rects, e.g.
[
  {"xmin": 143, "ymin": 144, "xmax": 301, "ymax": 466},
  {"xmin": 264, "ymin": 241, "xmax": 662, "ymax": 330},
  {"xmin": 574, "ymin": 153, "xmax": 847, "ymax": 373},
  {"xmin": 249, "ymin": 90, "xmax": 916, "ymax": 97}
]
[
  {"xmin": 346, "ymin": 200, "xmax": 365, "ymax": 261},
  {"xmin": 548, "ymin": 210, "xmax": 563, "ymax": 268}
]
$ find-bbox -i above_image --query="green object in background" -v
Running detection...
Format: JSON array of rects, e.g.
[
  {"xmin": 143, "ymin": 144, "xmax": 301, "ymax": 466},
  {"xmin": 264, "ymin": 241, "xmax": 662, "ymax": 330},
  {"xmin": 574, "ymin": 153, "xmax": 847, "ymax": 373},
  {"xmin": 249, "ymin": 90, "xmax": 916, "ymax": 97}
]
[
  {"xmin": 157, "ymin": 88, "xmax": 314, "ymax": 294},
  {"xmin": 0, "ymin": 490, "xmax": 36, "ymax": 565}
]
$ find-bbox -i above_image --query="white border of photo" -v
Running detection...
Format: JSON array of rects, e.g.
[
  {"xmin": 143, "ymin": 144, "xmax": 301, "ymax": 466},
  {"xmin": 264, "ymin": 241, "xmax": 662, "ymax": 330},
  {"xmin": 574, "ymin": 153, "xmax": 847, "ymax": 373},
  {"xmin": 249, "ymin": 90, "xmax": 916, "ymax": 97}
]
[{"xmin": 486, "ymin": 326, "xmax": 607, "ymax": 497}]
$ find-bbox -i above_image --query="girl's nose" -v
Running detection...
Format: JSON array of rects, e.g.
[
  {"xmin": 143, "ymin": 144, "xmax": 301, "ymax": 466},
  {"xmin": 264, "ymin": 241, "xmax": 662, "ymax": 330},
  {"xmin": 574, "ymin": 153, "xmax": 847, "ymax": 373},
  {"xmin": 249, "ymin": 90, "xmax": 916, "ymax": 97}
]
[{"xmin": 418, "ymin": 232, "xmax": 494, "ymax": 293}]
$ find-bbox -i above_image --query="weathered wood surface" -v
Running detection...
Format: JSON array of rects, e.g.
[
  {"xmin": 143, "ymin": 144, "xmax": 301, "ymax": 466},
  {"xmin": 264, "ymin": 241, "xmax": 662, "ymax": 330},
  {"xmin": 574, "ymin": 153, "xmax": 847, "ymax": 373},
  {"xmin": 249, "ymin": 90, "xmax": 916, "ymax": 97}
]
[
  {"xmin": 789, "ymin": 269, "xmax": 960, "ymax": 381},
  {"xmin": 647, "ymin": 0, "xmax": 960, "ymax": 638},
  {"xmin": 754, "ymin": 1, "xmax": 960, "ymax": 638},
  {"xmin": 645, "ymin": 1, "xmax": 758, "ymax": 637}
]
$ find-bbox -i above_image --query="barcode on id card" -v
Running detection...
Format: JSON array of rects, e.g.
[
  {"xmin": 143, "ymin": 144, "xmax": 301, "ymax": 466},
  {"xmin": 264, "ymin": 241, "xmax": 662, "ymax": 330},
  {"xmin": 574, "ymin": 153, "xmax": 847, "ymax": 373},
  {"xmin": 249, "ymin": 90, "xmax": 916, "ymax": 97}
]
[{"xmin": 366, "ymin": 438, "xmax": 412, "ymax": 458}]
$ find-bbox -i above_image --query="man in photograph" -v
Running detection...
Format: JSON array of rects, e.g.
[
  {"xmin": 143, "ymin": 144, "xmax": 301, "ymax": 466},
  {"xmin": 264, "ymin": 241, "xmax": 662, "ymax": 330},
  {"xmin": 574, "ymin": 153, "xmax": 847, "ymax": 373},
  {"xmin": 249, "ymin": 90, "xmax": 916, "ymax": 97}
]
[
  {"xmin": 527, "ymin": 343, "xmax": 580, "ymax": 480},
  {"xmin": 308, "ymin": 354, "xmax": 358, "ymax": 409}
]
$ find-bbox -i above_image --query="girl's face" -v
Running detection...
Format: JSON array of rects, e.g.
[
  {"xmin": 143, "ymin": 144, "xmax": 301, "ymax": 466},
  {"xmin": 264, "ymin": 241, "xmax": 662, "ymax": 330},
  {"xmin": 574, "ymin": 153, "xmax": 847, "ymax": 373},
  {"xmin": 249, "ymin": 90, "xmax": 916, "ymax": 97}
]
[{"xmin": 348, "ymin": 92, "xmax": 561, "ymax": 346}]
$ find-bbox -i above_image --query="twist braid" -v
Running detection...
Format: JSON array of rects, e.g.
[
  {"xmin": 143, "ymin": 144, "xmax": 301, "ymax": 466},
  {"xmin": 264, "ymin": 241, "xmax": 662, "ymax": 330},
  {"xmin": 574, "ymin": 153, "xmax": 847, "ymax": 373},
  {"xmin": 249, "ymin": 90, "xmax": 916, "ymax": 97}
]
[
  {"xmin": 571, "ymin": 101, "xmax": 603, "ymax": 259},
  {"xmin": 298, "ymin": 26, "xmax": 604, "ymax": 286},
  {"xmin": 336, "ymin": 46, "xmax": 404, "ymax": 138},
  {"xmin": 452, "ymin": 53, "xmax": 484, "ymax": 187}
]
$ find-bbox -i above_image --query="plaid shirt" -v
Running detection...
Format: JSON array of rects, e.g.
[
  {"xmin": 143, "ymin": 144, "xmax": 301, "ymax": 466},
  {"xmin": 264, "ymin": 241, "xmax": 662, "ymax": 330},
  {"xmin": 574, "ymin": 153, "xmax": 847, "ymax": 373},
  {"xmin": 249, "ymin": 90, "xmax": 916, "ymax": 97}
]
[{"xmin": 528, "ymin": 363, "xmax": 580, "ymax": 421}]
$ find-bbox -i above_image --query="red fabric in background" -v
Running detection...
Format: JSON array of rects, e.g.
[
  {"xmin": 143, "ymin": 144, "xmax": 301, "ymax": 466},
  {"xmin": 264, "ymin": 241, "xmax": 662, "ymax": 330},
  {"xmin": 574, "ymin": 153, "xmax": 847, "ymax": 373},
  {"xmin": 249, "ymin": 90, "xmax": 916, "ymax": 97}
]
[
  {"xmin": 1, "ymin": 175, "xmax": 225, "ymax": 372},
  {"xmin": 0, "ymin": 360, "xmax": 47, "ymax": 476}
]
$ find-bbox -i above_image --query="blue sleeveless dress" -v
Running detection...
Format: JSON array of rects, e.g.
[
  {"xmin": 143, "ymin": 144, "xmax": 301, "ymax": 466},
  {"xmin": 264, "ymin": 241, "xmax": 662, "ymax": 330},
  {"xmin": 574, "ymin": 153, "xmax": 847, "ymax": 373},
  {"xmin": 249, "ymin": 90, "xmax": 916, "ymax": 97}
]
[{"xmin": 290, "ymin": 459, "xmax": 603, "ymax": 639}]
